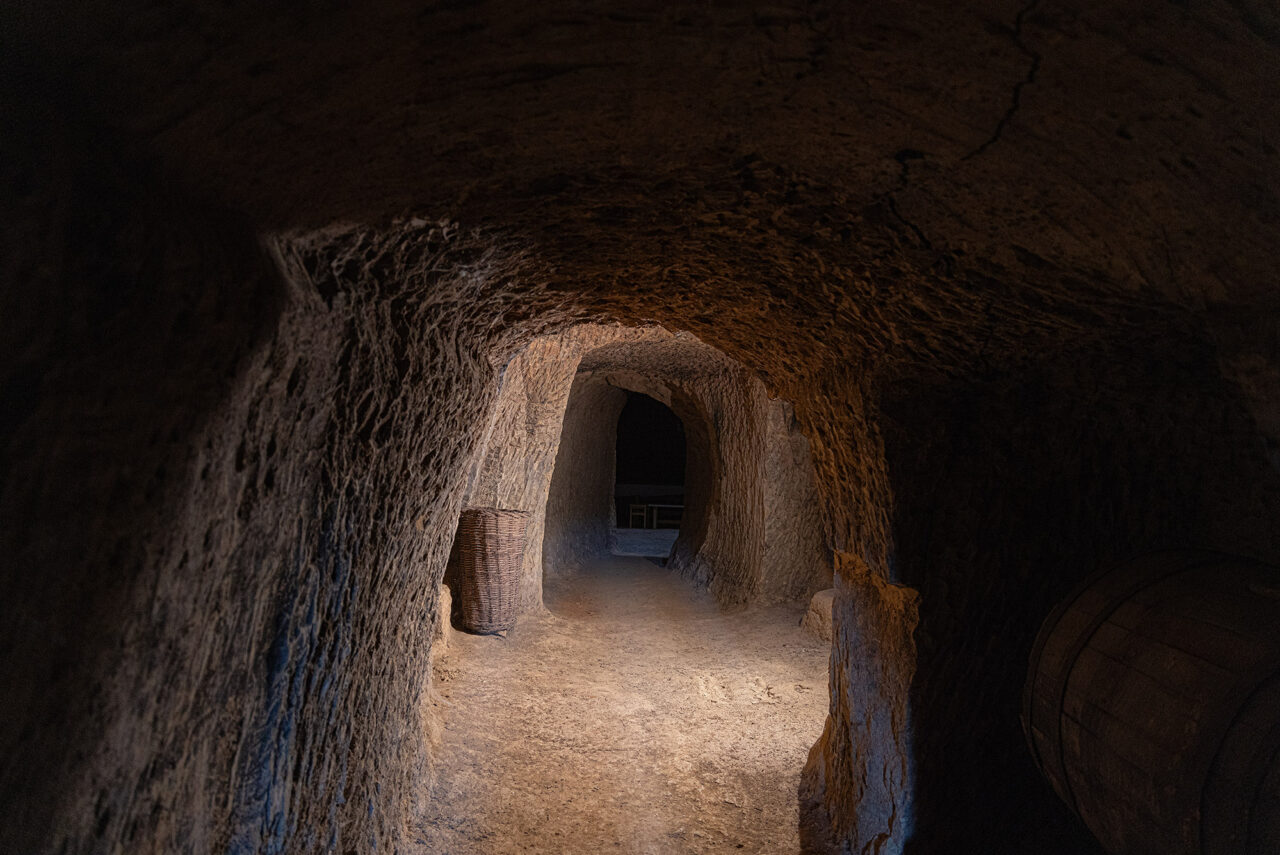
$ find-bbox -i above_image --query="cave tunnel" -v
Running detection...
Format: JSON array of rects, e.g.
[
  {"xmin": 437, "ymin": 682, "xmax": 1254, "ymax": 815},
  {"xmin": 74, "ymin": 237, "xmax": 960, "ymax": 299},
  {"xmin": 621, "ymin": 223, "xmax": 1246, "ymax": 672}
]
[
  {"xmin": 432, "ymin": 331, "xmax": 833, "ymax": 850},
  {"xmin": 3, "ymin": 2, "xmax": 1280, "ymax": 855}
]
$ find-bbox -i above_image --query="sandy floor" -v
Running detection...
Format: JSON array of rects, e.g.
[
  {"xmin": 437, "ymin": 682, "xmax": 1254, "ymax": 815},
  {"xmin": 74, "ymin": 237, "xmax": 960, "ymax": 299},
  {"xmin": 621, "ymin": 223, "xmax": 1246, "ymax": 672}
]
[{"xmin": 417, "ymin": 557, "xmax": 830, "ymax": 854}]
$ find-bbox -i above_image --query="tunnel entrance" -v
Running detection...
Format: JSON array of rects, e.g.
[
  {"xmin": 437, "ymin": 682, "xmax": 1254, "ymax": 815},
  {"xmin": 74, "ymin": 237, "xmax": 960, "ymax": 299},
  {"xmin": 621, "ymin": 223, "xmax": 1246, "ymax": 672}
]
[{"xmin": 613, "ymin": 391, "xmax": 686, "ymax": 559}]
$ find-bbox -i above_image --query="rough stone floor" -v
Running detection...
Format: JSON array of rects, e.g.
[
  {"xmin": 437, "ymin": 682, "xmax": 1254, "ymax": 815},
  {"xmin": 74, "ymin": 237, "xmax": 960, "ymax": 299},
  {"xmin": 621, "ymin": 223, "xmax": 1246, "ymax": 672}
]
[{"xmin": 418, "ymin": 557, "xmax": 829, "ymax": 854}]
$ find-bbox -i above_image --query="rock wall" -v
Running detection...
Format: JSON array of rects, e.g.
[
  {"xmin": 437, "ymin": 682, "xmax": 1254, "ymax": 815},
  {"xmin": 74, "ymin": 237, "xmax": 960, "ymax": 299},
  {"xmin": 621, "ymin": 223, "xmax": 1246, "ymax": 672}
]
[
  {"xmin": 659, "ymin": 357, "xmax": 768, "ymax": 604},
  {"xmin": 797, "ymin": 371, "xmax": 910, "ymax": 853},
  {"xmin": 549, "ymin": 337, "xmax": 831, "ymax": 608},
  {"xmin": 764, "ymin": 401, "xmax": 834, "ymax": 601},
  {"xmin": 11, "ymin": 193, "xmax": 1278, "ymax": 855},
  {"xmin": 6, "ymin": 2, "xmax": 1280, "ymax": 852},
  {"xmin": 461, "ymin": 325, "xmax": 643, "ymax": 611},
  {"xmin": 0, "ymin": 148, "xmax": 295, "ymax": 852},
  {"xmin": 542, "ymin": 372, "xmax": 629, "ymax": 578},
  {"xmin": 883, "ymin": 331, "xmax": 1280, "ymax": 855},
  {"xmin": 0, "ymin": 144, "xmax": 565, "ymax": 850},
  {"xmin": 803, "ymin": 553, "xmax": 920, "ymax": 855}
]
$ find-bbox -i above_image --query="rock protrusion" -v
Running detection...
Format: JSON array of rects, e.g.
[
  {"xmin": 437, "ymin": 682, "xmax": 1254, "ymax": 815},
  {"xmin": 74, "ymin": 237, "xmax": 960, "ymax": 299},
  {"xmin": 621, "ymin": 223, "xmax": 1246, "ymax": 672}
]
[
  {"xmin": 801, "ymin": 588, "xmax": 835, "ymax": 642},
  {"xmin": 434, "ymin": 584, "xmax": 453, "ymax": 646}
]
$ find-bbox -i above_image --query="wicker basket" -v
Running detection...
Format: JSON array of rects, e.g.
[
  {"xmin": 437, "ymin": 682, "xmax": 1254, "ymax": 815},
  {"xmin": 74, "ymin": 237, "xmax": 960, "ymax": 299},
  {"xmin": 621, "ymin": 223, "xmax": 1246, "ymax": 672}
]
[{"xmin": 454, "ymin": 507, "xmax": 530, "ymax": 634}]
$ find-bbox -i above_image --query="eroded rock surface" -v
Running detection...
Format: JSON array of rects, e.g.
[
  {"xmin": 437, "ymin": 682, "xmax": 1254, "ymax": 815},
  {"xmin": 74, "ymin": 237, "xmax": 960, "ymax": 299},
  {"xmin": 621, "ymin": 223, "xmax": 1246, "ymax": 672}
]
[
  {"xmin": 461, "ymin": 324, "xmax": 653, "ymax": 612},
  {"xmin": 545, "ymin": 335, "xmax": 831, "ymax": 607},
  {"xmin": 3, "ymin": 2, "xmax": 1280, "ymax": 854},
  {"xmin": 801, "ymin": 589, "xmax": 835, "ymax": 643},
  {"xmin": 801, "ymin": 553, "xmax": 919, "ymax": 855}
]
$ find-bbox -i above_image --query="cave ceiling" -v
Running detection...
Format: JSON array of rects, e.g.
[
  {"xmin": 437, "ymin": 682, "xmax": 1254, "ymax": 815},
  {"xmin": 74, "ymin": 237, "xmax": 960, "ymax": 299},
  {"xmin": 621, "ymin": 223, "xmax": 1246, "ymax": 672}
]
[{"xmin": 8, "ymin": 0, "xmax": 1279, "ymax": 382}]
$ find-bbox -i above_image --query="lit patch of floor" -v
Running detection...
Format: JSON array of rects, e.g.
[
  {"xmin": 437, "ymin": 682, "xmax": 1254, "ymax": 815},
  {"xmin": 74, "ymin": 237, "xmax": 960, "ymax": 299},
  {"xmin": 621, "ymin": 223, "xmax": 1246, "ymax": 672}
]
[
  {"xmin": 418, "ymin": 557, "xmax": 829, "ymax": 854},
  {"xmin": 611, "ymin": 527, "xmax": 680, "ymax": 557}
]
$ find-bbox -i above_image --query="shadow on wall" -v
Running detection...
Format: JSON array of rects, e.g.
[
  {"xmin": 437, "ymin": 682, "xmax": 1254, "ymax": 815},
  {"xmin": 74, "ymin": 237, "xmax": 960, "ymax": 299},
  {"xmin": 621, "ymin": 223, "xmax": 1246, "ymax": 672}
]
[
  {"xmin": 0, "ymin": 93, "xmax": 297, "ymax": 854},
  {"xmin": 887, "ymin": 330, "xmax": 1280, "ymax": 855},
  {"xmin": 542, "ymin": 370, "xmax": 631, "ymax": 573}
]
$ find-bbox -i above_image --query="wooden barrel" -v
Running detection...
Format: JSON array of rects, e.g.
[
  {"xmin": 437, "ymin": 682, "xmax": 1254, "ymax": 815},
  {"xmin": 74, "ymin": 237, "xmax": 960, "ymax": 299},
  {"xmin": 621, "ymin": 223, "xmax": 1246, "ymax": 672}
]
[{"xmin": 1022, "ymin": 551, "xmax": 1280, "ymax": 855}]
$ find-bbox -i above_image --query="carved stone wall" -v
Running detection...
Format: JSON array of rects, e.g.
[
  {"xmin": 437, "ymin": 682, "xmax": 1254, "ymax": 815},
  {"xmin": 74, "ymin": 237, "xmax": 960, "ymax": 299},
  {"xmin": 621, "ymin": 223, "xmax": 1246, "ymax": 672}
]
[{"xmin": 5, "ymin": 3, "xmax": 1280, "ymax": 853}]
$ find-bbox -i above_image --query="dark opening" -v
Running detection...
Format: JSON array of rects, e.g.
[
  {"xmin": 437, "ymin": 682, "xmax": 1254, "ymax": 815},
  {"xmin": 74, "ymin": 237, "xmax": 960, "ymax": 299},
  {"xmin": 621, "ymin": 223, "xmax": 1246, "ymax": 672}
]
[{"xmin": 613, "ymin": 392, "xmax": 685, "ymax": 556}]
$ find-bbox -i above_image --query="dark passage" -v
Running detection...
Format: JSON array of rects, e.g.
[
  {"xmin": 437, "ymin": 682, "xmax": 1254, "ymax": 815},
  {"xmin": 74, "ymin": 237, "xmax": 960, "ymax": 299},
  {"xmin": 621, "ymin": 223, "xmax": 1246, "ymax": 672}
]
[{"xmin": 613, "ymin": 392, "xmax": 685, "ymax": 530}]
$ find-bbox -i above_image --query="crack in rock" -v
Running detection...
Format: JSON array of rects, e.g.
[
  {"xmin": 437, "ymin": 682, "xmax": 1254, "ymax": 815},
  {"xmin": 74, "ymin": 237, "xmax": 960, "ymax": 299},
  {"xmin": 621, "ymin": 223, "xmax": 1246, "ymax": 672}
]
[{"xmin": 963, "ymin": 0, "xmax": 1044, "ymax": 160}]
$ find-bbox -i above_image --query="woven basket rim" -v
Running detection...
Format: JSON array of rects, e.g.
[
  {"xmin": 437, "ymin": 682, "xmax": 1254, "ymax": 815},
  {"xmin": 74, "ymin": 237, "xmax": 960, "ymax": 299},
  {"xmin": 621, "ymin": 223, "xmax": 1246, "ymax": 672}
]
[{"xmin": 462, "ymin": 506, "xmax": 531, "ymax": 517}]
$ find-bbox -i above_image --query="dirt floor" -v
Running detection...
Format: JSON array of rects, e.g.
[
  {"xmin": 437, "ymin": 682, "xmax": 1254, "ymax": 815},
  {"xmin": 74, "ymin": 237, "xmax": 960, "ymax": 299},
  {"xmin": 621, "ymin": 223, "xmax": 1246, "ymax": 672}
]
[{"xmin": 417, "ymin": 556, "xmax": 830, "ymax": 854}]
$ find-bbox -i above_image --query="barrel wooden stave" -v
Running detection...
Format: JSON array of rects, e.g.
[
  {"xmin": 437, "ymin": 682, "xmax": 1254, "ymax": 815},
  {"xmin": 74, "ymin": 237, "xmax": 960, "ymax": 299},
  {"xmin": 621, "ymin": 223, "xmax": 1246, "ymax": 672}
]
[
  {"xmin": 1023, "ymin": 552, "xmax": 1280, "ymax": 855},
  {"xmin": 1203, "ymin": 673, "xmax": 1280, "ymax": 855}
]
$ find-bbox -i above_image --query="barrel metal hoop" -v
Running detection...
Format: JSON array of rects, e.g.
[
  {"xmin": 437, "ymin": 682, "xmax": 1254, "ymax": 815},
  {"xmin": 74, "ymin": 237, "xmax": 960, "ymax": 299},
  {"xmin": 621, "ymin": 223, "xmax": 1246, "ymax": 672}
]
[
  {"xmin": 1201, "ymin": 667, "xmax": 1280, "ymax": 855},
  {"xmin": 1049, "ymin": 552, "xmax": 1225, "ymax": 820},
  {"xmin": 1022, "ymin": 556, "xmax": 1138, "ymax": 779},
  {"xmin": 1024, "ymin": 571, "xmax": 1099, "ymax": 786}
]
